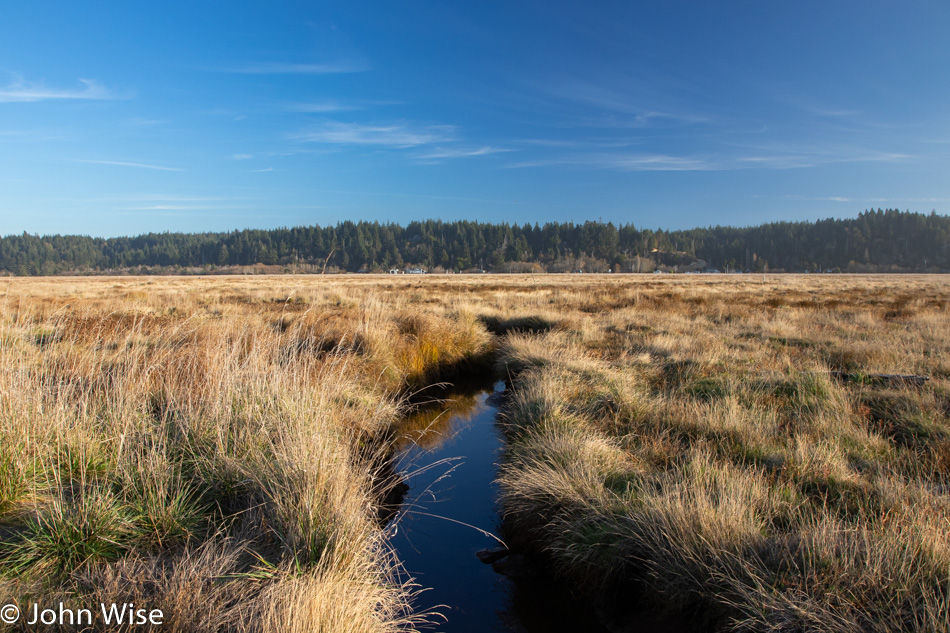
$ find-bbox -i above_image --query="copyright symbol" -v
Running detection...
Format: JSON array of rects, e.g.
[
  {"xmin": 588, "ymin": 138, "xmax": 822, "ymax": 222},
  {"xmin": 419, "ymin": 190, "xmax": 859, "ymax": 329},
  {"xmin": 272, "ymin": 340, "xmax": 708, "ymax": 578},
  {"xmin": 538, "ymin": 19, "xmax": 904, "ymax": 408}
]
[{"xmin": 0, "ymin": 603, "xmax": 19, "ymax": 624}]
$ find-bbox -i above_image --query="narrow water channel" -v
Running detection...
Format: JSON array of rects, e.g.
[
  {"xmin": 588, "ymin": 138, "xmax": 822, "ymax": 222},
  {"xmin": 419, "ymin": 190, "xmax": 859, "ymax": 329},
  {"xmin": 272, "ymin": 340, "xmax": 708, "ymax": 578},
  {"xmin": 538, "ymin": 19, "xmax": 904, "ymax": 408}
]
[{"xmin": 388, "ymin": 379, "xmax": 610, "ymax": 633}]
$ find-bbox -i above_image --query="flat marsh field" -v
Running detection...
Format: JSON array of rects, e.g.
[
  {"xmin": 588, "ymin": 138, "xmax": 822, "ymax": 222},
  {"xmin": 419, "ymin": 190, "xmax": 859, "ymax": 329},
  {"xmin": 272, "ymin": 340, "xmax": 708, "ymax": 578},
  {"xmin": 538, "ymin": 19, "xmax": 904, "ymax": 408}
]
[{"xmin": 1, "ymin": 274, "xmax": 948, "ymax": 632}]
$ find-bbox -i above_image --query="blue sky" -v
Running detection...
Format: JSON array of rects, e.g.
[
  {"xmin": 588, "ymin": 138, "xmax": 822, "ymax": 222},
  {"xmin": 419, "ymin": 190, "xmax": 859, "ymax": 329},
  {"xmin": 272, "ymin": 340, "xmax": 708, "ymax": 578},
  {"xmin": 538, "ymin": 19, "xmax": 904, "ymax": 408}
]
[{"xmin": 2, "ymin": 1, "xmax": 949, "ymax": 237}]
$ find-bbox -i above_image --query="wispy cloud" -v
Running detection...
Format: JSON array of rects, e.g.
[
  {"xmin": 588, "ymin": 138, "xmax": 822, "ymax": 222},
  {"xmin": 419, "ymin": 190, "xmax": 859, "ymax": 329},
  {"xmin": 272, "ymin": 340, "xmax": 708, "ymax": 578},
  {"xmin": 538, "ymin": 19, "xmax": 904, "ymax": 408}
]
[
  {"xmin": 284, "ymin": 100, "xmax": 360, "ymax": 113},
  {"xmin": 298, "ymin": 188, "xmax": 516, "ymax": 204},
  {"xmin": 506, "ymin": 143, "xmax": 912, "ymax": 173},
  {"xmin": 808, "ymin": 109, "xmax": 862, "ymax": 118},
  {"xmin": 282, "ymin": 98, "xmax": 403, "ymax": 114},
  {"xmin": 122, "ymin": 195, "xmax": 224, "ymax": 202},
  {"xmin": 603, "ymin": 154, "xmax": 714, "ymax": 170},
  {"xmin": 574, "ymin": 110, "xmax": 710, "ymax": 129},
  {"xmin": 516, "ymin": 138, "xmax": 642, "ymax": 149},
  {"xmin": 780, "ymin": 195, "xmax": 854, "ymax": 203},
  {"xmin": 231, "ymin": 153, "xmax": 254, "ymax": 160},
  {"xmin": 541, "ymin": 77, "xmax": 710, "ymax": 129},
  {"xmin": 727, "ymin": 141, "xmax": 912, "ymax": 168},
  {"xmin": 416, "ymin": 146, "xmax": 512, "ymax": 160},
  {"xmin": 0, "ymin": 128, "xmax": 74, "ymax": 142},
  {"xmin": 770, "ymin": 91, "xmax": 863, "ymax": 120},
  {"xmin": 731, "ymin": 155, "xmax": 818, "ymax": 169},
  {"xmin": 507, "ymin": 152, "xmax": 715, "ymax": 171},
  {"xmin": 0, "ymin": 77, "xmax": 117, "ymax": 103},
  {"xmin": 223, "ymin": 61, "xmax": 368, "ymax": 74},
  {"xmin": 868, "ymin": 197, "xmax": 950, "ymax": 203},
  {"xmin": 125, "ymin": 204, "xmax": 237, "ymax": 211},
  {"xmin": 779, "ymin": 195, "xmax": 950, "ymax": 204},
  {"xmin": 123, "ymin": 117, "xmax": 167, "ymax": 127},
  {"xmin": 72, "ymin": 159, "xmax": 183, "ymax": 172},
  {"xmin": 75, "ymin": 194, "xmax": 234, "ymax": 208},
  {"xmin": 112, "ymin": 194, "xmax": 245, "ymax": 212},
  {"xmin": 291, "ymin": 121, "xmax": 456, "ymax": 147}
]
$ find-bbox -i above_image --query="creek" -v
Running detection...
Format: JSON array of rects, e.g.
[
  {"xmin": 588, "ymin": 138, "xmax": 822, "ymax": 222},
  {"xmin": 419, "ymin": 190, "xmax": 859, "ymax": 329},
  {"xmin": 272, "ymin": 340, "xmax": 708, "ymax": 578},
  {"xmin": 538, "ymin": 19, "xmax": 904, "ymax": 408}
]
[{"xmin": 387, "ymin": 378, "xmax": 610, "ymax": 633}]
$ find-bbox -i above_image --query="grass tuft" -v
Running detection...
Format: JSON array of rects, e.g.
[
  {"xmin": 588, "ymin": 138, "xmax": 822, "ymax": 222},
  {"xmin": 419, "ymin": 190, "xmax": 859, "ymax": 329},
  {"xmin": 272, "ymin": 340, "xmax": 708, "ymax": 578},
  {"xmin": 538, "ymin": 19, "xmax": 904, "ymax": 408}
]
[{"xmin": 2, "ymin": 487, "xmax": 137, "ymax": 575}]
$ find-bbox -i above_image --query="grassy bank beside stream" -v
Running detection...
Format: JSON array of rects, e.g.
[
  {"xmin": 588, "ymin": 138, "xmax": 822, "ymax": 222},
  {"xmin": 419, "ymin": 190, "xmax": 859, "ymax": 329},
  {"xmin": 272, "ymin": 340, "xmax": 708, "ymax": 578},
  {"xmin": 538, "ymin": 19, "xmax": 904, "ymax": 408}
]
[
  {"xmin": 495, "ymin": 276, "xmax": 950, "ymax": 632},
  {"xmin": 0, "ymin": 277, "xmax": 490, "ymax": 632}
]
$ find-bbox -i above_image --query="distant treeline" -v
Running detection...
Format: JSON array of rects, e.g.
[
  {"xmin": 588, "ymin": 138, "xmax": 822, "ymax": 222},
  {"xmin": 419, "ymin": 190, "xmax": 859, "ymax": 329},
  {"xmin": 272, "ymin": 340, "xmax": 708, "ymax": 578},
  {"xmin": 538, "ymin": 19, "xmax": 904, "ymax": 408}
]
[{"xmin": 2, "ymin": 209, "xmax": 948, "ymax": 275}]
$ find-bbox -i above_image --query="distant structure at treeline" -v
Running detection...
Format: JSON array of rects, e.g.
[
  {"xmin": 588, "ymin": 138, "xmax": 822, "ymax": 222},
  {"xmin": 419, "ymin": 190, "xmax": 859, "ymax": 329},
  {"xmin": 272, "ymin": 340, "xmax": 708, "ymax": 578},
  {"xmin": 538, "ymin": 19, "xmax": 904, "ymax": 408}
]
[{"xmin": 1, "ymin": 209, "xmax": 948, "ymax": 275}]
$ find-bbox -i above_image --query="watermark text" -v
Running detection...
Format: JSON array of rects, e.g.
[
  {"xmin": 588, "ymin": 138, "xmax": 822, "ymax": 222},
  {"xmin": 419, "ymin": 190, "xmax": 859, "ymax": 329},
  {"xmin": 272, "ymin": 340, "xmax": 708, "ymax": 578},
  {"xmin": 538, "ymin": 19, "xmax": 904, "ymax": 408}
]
[{"xmin": 1, "ymin": 602, "xmax": 164, "ymax": 627}]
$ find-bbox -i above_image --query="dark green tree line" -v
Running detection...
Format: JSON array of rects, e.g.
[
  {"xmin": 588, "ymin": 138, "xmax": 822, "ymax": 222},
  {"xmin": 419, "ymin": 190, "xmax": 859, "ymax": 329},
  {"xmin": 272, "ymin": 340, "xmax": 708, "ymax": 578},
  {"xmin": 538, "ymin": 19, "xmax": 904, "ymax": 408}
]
[{"xmin": 1, "ymin": 210, "xmax": 947, "ymax": 275}]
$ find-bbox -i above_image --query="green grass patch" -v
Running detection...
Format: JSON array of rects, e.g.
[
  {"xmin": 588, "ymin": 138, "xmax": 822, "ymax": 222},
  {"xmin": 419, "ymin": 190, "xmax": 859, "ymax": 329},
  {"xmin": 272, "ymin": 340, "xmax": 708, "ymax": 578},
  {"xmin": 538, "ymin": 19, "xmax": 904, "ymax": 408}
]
[
  {"xmin": 797, "ymin": 475, "xmax": 887, "ymax": 522},
  {"xmin": 684, "ymin": 376, "xmax": 729, "ymax": 402},
  {"xmin": 123, "ymin": 471, "xmax": 207, "ymax": 547},
  {"xmin": 859, "ymin": 392, "xmax": 947, "ymax": 446},
  {"xmin": 32, "ymin": 327, "xmax": 62, "ymax": 347},
  {"xmin": 0, "ymin": 451, "xmax": 27, "ymax": 518},
  {"xmin": 1, "ymin": 488, "xmax": 139, "ymax": 575}
]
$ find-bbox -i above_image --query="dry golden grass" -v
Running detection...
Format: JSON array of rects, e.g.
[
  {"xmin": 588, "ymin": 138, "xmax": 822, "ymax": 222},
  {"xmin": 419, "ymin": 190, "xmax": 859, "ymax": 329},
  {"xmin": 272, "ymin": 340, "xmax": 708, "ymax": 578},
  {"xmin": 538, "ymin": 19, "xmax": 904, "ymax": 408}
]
[
  {"xmin": 490, "ymin": 274, "xmax": 950, "ymax": 632},
  {"xmin": 1, "ymin": 273, "xmax": 948, "ymax": 632},
  {"xmin": 0, "ymin": 275, "xmax": 490, "ymax": 632}
]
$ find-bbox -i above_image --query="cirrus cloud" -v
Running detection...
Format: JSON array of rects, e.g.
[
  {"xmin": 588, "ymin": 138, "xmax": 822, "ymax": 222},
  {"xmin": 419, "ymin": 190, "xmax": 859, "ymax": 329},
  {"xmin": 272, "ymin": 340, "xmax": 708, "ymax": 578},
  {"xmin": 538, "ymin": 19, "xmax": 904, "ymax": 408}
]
[
  {"xmin": 0, "ymin": 76, "xmax": 118, "ymax": 103},
  {"xmin": 291, "ymin": 121, "xmax": 457, "ymax": 148},
  {"xmin": 222, "ymin": 61, "xmax": 369, "ymax": 75},
  {"xmin": 416, "ymin": 146, "xmax": 512, "ymax": 160}
]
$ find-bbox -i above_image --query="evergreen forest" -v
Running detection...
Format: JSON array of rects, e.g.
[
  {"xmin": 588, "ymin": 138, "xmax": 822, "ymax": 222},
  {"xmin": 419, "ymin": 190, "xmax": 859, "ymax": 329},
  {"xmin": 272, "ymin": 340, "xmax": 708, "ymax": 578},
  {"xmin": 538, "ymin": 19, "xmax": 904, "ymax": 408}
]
[{"xmin": 2, "ymin": 209, "xmax": 947, "ymax": 275}]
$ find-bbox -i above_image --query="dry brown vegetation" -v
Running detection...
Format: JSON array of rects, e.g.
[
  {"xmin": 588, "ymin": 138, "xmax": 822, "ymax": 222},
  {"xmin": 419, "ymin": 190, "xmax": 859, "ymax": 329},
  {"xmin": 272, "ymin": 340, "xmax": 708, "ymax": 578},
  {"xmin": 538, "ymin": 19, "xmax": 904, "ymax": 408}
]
[
  {"xmin": 490, "ymin": 275, "xmax": 950, "ymax": 632},
  {"xmin": 0, "ymin": 276, "xmax": 490, "ymax": 632},
  {"xmin": 1, "ymin": 274, "xmax": 948, "ymax": 632}
]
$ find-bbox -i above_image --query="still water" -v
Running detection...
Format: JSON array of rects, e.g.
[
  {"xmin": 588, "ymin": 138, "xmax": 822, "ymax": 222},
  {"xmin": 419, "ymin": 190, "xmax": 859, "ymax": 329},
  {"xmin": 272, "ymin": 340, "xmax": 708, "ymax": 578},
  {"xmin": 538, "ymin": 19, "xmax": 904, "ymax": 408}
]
[{"xmin": 388, "ymin": 380, "xmax": 610, "ymax": 633}]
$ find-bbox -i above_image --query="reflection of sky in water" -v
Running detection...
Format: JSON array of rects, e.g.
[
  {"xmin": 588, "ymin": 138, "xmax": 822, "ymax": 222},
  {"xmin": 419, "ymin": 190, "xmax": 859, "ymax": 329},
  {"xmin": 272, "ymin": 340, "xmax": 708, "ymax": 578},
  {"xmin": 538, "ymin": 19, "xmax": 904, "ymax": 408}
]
[{"xmin": 389, "ymin": 381, "xmax": 613, "ymax": 633}]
